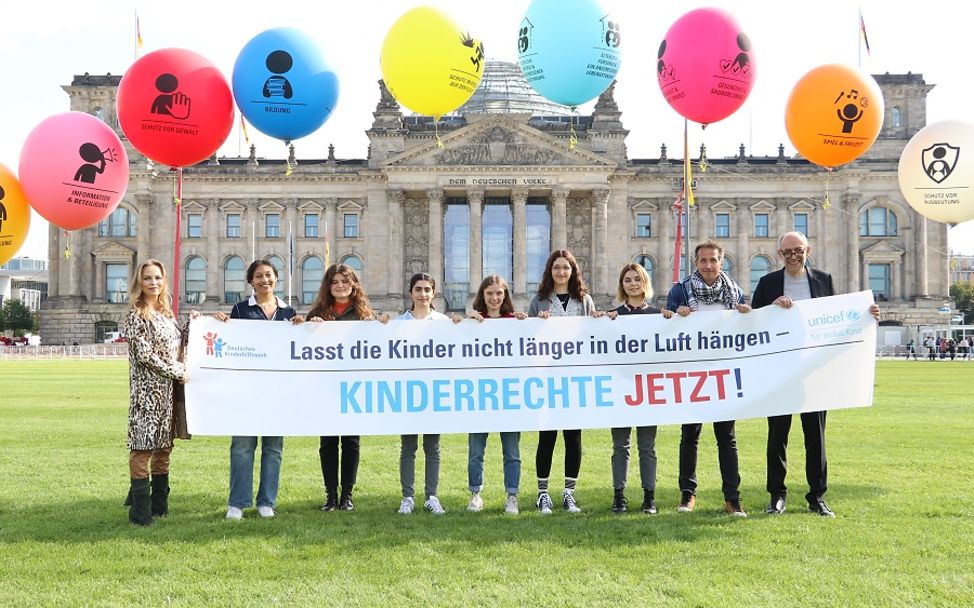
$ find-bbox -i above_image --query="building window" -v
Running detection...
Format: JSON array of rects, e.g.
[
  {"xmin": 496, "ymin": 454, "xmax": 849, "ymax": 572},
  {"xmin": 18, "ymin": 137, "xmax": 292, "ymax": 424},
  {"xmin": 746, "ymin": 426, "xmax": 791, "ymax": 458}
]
[
  {"xmin": 302, "ymin": 256, "xmax": 324, "ymax": 304},
  {"xmin": 722, "ymin": 256, "xmax": 733, "ymax": 281},
  {"xmin": 343, "ymin": 213, "xmax": 359, "ymax": 238},
  {"xmin": 859, "ymin": 207, "xmax": 898, "ymax": 236},
  {"xmin": 185, "ymin": 257, "xmax": 207, "ymax": 305},
  {"xmin": 187, "ymin": 213, "xmax": 202, "ymax": 238},
  {"xmin": 265, "ymin": 213, "xmax": 281, "ymax": 238},
  {"xmin": 226, "ymin": 214, "xmax": 241, "ymax": 238},
  {"xmin": 891, "ymin": 106, "xmax": 902, "ymax": 128},
  {"xmin": 526, "ymin": 199, "xmax": 551, "ymax": 295},
  {"xmin": 794, "ymin": 213, "xmax": 809, "ymax": 237},
  {"xmin": 444, "ymin": 199, "xmax": 470, "ymax": 310},
  {"xmin": 754, "ymin": 213, "xmax": 769, "ymax": 238},
  {"xmin": 483, "ymin": 197, "xmax": 513, "ymax": 285},
  {"xmin": 869, "ymin": 263, "xmax": 891, "ymax": 301},
  {"xmin": 635, "ymin": 255, "xmax": 654, "ymax": 284},
  {"xmin": 224, "ymin": 256, "xmax": 245, "ymax": 304},
  {"xmin": 341, "ymin": 255, "xmax": 363, "ymax": 275},
  {"xmin": 105, "ymin": 263, "xmax": 127, "ymax": 304},
  {"xmin": 98, "ymin": 207, "xmax": 137, "ymax": 237},
  {"xmin": 93, "ymin": 107, "xmax": 106, "ymax": 122},
  {"xmin": 263, "ymin": 255, "xmax": 285, "ymax": 299},
  {"xmin": 715, "ymin": 213, "xmax": 730, "ymax": 238},
  {"xmin": 94, "ymin": 320, "xmax": 118, "ymax": 343},
  {"xmin": 635, "ymin": 213, "xmax": 652, "ymax": 238},
  {"xmin": 750, "ymin": 256, "xmax": 772, "ymax": 292},
  {"xmin": 304, "ymin": 213, "xmax": 319, "ymax": 238}
]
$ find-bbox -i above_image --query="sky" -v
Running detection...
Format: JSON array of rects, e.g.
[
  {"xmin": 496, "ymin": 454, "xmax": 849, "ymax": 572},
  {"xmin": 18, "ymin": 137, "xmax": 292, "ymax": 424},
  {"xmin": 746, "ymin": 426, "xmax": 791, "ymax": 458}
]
[{"xmin": 2, "ymin": 0, "xmax": 973, "ymax": 262}]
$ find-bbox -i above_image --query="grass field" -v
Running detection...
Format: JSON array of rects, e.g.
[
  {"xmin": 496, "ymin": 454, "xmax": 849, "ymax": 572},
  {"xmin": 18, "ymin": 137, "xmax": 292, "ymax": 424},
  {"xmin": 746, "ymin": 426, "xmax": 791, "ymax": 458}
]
[{"xmin": 0, "ymin": 360, "xmax": 972, "ymax": 607}]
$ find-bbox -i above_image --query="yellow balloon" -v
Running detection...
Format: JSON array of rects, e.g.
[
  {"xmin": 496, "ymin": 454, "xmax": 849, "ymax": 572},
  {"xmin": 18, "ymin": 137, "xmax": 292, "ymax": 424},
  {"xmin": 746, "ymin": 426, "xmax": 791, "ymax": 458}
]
[
  {"xmin": 380, "ymin": 6, "xmax": 485, "ymax": 117},
  {"xmin": 0, "ymin": 162, "xmax": 31, "ymax": 267}
]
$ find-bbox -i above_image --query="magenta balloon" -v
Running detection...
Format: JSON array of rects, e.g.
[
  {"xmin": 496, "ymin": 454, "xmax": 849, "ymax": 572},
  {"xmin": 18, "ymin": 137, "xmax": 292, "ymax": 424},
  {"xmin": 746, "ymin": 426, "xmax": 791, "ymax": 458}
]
[
  {"xmin": 656, "ymin": 7, "xmax": 756, "ymax": 125},
  {"xmin": 19, "ymin": 112, "xmax": 129, "ymax": 230}
]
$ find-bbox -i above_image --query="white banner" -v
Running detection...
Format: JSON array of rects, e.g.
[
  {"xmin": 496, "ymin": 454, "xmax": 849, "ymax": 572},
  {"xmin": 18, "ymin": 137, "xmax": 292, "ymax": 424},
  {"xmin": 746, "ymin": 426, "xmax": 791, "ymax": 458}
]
[{"xmin": 185, "ymin": 291, "xmax": 877, "ymax": 436}]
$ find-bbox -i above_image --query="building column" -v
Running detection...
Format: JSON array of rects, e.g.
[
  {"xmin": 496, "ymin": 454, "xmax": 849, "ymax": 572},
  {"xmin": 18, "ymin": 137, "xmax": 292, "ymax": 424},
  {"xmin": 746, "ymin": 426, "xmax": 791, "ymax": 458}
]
[
  {"xmin": 655, "ymin": 198, "xmax": 672, "ymax": 297},
  {"xmin": 816, "ymin": 207, "xmax": 828, "ymax": 274},
  {"xmin": 512, "ymin": 188, "xmax": 528, "ymax": 295},
  {"xmin": 386, "ymin": 189, "xmax": 405, "ymax": 295},
  {"xmin": 284, "ymin": 198, "xmax": 298, "ymax": 264},
  {"xmin": 917, "ymin": 215, "xmax": 929, "ymax": 297},
  {"xmin": 845, "ymin": 194, "xmax": 861, "ymax": 292},
  {"xmin": 94, "ymin": 260, "xmax": 105, "ymax": 302},
  {"xmin": 47, "ymin": 224, "xmax": 60, "ymax": 297},
  {"xmin": 324, "ymin": 198, "xmax": 337, "ymax": 268},
  {"xmin": 206, "ymin": 199, "xmax": 220, "ymax": 304},
  {"xmin": 427, "ymin": 189, "xmax": 444, "ymax": 297},
  {"xmin": 551, "ymin": 187, "xmax": 568, "ymax": 251},
  {"xmin": 862, "ymin": 258, "xmax": 870, "ymax": 297},
  {"xmin": 592, "ymin": 189, "xmax": 609, "ymax": 296},
  {"xmin": 136, "ymin": 194, "xmax": 153, "ymax": 264},
  {"xmin": 736, "ymin": 202, "xmax": 749, "ymax": 278},
  {"xmin": 68, "ymin": 231, "xmax": 81, "ymax": 295},
  {"xmin": 468, "ymin": 188, "xmax": 484, "ymax": 294}
]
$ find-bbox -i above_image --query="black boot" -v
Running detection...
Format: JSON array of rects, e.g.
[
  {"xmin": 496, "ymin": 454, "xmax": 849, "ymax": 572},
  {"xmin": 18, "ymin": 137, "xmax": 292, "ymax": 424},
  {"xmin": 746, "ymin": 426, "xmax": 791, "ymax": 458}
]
[
  {"xmin": 339, "ymin": 486, "xmax": 354, "ymax": 511},
  {"xmin": 641, "ymin": 489, "xmax": 657, "ymax": 514},
  {"xmin": 612, "ymin": 489, "xmax": 628, "ymax": 513},
  {"xmin": 321, "ymin": 487, "xmax": 338, "ymax": 512},
  {"xmin": 128, "ymin": 478, "xmax": 152, "ymax": 526},
  {"xmin": 150, "ymin": 474, "xmax": 170, "ymax": 517}
]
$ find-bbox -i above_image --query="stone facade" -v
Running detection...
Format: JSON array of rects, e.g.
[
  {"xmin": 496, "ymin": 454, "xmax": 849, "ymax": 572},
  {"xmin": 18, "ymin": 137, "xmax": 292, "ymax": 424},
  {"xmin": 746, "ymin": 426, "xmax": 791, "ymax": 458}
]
[{"xmin": 41, "ymin": 67, "xmax": 949, "ymax": 344}]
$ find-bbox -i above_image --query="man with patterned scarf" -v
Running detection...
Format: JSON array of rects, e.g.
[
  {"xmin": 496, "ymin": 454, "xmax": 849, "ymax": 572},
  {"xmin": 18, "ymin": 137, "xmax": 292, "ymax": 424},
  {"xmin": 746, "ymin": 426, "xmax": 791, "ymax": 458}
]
[{"xmin": 665, "ymin": 240, "xmax": 751, "ymax": 517}]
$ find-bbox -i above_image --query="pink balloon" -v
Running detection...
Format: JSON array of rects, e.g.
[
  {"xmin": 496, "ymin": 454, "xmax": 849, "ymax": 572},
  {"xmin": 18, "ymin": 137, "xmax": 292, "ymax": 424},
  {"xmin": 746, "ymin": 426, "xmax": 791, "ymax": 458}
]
[
  {"xmin": 19, "ymin": 112, "xmax": 129, "ymax": 231},
  {"xmin": 657, "ymin": 8, "xmax": 756, "ymax": 125}
]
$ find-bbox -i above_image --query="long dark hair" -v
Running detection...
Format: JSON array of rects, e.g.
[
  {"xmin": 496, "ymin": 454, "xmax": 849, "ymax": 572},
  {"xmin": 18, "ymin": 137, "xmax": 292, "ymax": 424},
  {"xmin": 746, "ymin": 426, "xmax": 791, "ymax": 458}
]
[
  {"xmin": 408, "ymin": 272, "xmax": 435, "ymax": 311},
  {"xmin": 537, "ymin": 249, "xmax": 588, "ymax": 301},
  {"xmin": 472, "ymin": 275, "xmax": 515, "ymax": 317},
  {"xmin": 308, "ymin": 264, "xmax": 375, "ymax": 320}
]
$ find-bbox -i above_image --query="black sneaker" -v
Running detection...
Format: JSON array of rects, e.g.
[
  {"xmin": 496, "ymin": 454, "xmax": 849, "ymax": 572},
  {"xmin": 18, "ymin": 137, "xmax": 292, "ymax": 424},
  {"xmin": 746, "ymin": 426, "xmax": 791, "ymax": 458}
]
[
  {"xmin": 641, "ymin": 490, "xmax": 657, "ymax": 514},
  {"xmin": 338, "ymin": 489, "xmax": 354, "ymax": 511},
  {"xmin": 808, "ymin": 499, "xmax": 835, "ymax": 517},
  {"xmin": 765, "ymin": 495, "xmax": 786, "ymax": 515},
  {"xmin": 612, "ymin": 491, "xmax": 628, "ymax": 514},
  {"xmin": 321, "ymin": 491, "xmax": 338, "ymax": 512}
]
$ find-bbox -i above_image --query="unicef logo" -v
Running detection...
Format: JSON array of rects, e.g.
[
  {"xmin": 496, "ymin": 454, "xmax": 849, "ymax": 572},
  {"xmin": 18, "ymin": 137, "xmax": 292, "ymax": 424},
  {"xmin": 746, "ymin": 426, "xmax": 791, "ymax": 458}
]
[{"xmin": 846, "ymin": 310, "xmax": 861, "ymax": 321}]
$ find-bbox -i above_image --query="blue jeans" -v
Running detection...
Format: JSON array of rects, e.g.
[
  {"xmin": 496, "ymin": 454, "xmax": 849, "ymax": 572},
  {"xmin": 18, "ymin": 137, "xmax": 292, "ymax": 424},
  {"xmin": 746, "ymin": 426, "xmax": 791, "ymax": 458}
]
[
  {"xmin": 468, "ymin": 432, "xmax": 521, "ymax": 495},
  {"xmin": 228, "ymin": 436, "xmax": 283, "ymax": 509}
]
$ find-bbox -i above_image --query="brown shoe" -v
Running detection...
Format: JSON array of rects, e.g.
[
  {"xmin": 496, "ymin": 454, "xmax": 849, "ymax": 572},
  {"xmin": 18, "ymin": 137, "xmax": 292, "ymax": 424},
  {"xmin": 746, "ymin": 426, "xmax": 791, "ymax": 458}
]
[
  {"xmin": 724, "ymin": 499, "xmax": 747, "ymax": 517},
  {"xmin": 677, "ymin": 491, "xmax": 695, "ymax": 513}
]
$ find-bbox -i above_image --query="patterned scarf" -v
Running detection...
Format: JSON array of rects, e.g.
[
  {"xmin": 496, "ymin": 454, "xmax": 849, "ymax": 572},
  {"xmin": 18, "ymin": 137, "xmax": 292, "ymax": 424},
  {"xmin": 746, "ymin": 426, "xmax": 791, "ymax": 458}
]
[{"xmin": 682, "ymin": 270, "xmax": 740, "ymax": 311}]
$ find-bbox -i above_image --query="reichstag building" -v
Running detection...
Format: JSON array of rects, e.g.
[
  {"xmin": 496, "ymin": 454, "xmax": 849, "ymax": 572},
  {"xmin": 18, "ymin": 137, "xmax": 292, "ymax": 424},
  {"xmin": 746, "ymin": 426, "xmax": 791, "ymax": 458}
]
[{"xmin": 40, "ymin": 62, "xmax": 948, "ymax": 345}]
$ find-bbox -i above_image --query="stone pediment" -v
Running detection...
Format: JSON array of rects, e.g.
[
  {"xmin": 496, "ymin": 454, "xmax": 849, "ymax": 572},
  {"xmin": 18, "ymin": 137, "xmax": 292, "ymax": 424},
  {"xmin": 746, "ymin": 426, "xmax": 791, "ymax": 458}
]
[
  {"xmin": 381, "ymin": 117, "xmax": 617, "ymax": 168},
  {"xmin": 862, "ymin": 240, "xmax": 906, "ymax": 258},
  {"xmin": 93, "ymin": 241, "xmax": 136, "ymax": 259}
]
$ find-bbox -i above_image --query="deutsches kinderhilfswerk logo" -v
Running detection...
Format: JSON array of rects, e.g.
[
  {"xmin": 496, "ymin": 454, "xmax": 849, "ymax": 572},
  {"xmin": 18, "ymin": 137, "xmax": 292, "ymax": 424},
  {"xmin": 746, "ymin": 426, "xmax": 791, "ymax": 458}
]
[
  {"xmin": 806, "ymin": 308, "xmax": 863, "ymax": 341},
  {"xmin": 201, "ymin": 331, "xmax": 268, "ymax": 360}
]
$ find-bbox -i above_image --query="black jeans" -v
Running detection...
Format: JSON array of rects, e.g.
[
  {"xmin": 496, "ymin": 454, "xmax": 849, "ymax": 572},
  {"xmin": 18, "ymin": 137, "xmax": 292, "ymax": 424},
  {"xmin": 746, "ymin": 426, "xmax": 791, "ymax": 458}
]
[
  {"xmin": 319, "ymin": 435, "xmax": 361, "ymax": 491},
  {"xmin": 679, "ymin": 421, "xmax": 741, "ymax": 501},
  {"xmin": 766, "ymin": 412, "xmax": 827, "ymax": 503},
  {"xmin": 536, "ymin": 430, "xmax": 582, "ymax": 480}
]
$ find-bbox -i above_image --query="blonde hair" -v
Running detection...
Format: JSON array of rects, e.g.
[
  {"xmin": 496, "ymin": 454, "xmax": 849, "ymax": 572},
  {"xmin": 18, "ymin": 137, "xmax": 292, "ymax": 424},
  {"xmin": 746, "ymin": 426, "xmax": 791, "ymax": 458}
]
[
  {"xmin": 128, "ymin": 259, "xmax": 174, "ymax": 319},
  {"xmin": 616, "ymin": 263, "xmax": 653, "ymax": 303}
]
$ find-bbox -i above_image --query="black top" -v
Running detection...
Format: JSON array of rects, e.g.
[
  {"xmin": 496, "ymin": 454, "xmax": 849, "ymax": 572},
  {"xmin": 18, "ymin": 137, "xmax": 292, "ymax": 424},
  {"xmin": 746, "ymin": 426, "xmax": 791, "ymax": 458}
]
[
  {"xmin": 229, "ymin": 295, "xmax": 296, "ymax": 321},
  {"xmin": 612, "ymin": 302, "xmax": 662, "ymax": 316},
  {"xmin": 750, "ymin": 267, "xmax": 835, "ymax": 309}
]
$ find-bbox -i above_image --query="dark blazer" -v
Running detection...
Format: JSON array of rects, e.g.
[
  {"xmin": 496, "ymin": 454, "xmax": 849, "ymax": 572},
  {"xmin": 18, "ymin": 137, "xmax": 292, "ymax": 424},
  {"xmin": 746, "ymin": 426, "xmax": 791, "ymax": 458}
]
[{"xmin": 751, "ymin": 267, "xmax": 835, "ymax": 309}]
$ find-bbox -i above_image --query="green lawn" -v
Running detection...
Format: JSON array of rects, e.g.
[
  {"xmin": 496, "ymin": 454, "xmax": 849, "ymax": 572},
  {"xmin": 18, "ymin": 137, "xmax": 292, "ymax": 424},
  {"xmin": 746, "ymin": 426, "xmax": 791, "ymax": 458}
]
[{"xmin": 0, "ymin": 360, "xmax": 971, "ymax": 607}]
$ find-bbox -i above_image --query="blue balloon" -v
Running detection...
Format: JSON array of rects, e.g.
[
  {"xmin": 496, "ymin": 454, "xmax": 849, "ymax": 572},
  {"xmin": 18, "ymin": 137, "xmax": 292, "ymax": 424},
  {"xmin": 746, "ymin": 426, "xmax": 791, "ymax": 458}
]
[
  {"xmin": 232, "ymin": 28, "xmax": 339, "ymax": 142},
  {"xmin": 517, "ymin": 0, "xmax": 621, "ymax": 108}
]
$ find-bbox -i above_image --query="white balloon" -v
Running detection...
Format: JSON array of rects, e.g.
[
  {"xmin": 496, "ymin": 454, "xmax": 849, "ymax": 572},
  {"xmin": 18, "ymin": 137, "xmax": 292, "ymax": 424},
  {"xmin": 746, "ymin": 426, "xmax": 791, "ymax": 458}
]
[{"xmin": 898, "ymin": 120, "xmax": 974, "ymax": 225}]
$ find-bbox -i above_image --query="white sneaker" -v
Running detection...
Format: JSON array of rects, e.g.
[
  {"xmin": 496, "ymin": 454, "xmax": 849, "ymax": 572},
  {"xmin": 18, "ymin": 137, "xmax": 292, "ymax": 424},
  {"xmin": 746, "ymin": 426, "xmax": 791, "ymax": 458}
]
[
  {"xmin": 257, "ymin": 505, "xmax": 275, "ymax": 518},
  {"xmin": 226, "ymin": 506, "xmax": 243, "ymax": 520},
  {"xmin": 398, "ymin": 497, "xmax": 415, "ymax": 515},
  {"xmin": 467, "ymin": 492, "xmax": 484, "ymax": 512},
  {"xmin": 536, "ymin": 492, "xmax": 553, "ymax": 515},
  {"xmin": 505, "ymin": 494, "xmax": 519, "ymax": 515},
  {"xmin": 563, "ymin": 489, "xmax": 582, "ymax": 513},
  {"xmin": 424, "ymin": 495, "xmax": 446, "ymax": 515}
]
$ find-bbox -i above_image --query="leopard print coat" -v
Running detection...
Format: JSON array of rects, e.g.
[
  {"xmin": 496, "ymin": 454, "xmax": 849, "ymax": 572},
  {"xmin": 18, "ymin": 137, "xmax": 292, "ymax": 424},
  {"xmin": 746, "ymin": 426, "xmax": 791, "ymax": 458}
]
[{"xmin": 124, "ymin": 308, "xmax": 187, "ymax": 451}]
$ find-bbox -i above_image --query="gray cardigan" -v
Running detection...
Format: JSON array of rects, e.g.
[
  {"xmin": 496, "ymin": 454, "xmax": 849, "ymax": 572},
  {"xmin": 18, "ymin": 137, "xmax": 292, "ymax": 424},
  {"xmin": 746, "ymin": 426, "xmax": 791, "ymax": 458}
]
[{"xmin": 528, "ymin": 292, "xmax": 597, "ymax": 317}]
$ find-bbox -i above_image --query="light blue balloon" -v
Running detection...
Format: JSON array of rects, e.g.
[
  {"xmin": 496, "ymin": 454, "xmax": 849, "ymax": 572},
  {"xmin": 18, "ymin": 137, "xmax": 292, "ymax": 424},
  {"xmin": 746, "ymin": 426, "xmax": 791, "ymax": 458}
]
[
  {"xmin": 232, "ymin": 28, "xmax": 339, "ymax": 142},
  {"xmin": 517, "ymin": 0, "xmax": 621, "ymax": 108}
]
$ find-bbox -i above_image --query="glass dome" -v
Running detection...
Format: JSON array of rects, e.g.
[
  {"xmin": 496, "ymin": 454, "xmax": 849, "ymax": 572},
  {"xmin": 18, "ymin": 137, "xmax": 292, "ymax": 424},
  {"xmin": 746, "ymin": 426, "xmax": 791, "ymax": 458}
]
[{"xmin": 453, "ymin": 60, "xmax": 574, "ymax": 117}]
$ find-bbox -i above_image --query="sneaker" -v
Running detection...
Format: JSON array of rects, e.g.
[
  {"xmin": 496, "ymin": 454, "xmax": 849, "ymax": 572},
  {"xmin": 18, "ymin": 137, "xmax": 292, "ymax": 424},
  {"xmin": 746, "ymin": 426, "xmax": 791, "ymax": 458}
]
[
  {"xmin": 765, "ymin": 495, "xmax": 786, "ymax": 515},
  {"xmin": 225, "ymin": 506, "xmax": 244, "ymax": 520},
  {"xmin": 467, "ymin": 492, "xmax": 484, "ymax": 512},
  {"xmin": 641, "ymin": 490, "xmax": 657, "ymax": 515},
  {"xmin": 321, "ymin": 492, "xmax": 337, "ymax": 512},
  {"xmin": 424, "ymin": 496, "xmax": 446, "ymax": 515},
  {"xmin": 562, "ymin": 489, "xmax": 582, "ymax": 513},
  {"xmin": 397, "ymin": 497, "xmax": 414, "ymax": 515},
  {"xmin": 677, "ymin": 491, "xmax": 696, "ymax": 513},
  {"xmin": 257, "ymin": 505, "xmax": 275, "ymax": 518},
  {"xmin": 612, "ymin": 491, "xmax": 628, "ymax": 514},
  {"xmin": 536, "ymin": 492, "xmax": 554, "ymax": 515},
  {"xmin": 338, "ymin": 490, "xmax": 354, "ymax": 512},
  {"xmin": 724, "ymin": 499, "xmax": 748, "ymax": 517},
  {"xmin": 808, "ymin": 499, "xmax": 836, "ymax": 518},
  {"xmin": 504, "ymin": 494, "xmax": 519, "ymax": 515}
]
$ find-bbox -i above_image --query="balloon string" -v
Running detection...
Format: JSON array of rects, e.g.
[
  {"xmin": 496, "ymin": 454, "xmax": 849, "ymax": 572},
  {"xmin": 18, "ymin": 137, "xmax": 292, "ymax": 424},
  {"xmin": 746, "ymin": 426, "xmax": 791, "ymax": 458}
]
[
  {"xmin": 568, "ymin": 108, "xmax": 578, "ymax": 151},
  {"xmin": 823, "ymin": 168, "xmax": 832, "ymax": 209},
  {"xmin": 172, "ymin": 168, "xmax": 183, "ymax": 317},
  {"xmin": 285, "ymin": 159, "xmax": 293, "ymax": 177},
  {"xmin": 63, "ymin": 230, "xmax": 72, "ymax": 259},
  {"xmin": 435, "ymin": 121, "xmax": 444, "ymax": 149},
  {"xmin": 683, "ymin": 119, "xmax": 695, "ymax": 207}
]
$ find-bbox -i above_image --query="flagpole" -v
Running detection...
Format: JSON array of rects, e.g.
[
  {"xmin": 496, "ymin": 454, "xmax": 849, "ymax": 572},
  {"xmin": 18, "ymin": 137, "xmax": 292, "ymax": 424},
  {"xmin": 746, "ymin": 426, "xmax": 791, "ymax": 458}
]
[
  {"xmin": 287, "ymin": 221, "xmax": 293, "ymax": 305},
  {"xmin": 858, "ymin": 7, "xmax": 862, "ymax": 68}
]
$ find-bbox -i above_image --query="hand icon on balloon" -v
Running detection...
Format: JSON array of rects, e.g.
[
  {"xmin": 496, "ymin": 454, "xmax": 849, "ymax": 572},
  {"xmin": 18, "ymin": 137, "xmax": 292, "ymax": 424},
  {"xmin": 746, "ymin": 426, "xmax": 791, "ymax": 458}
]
[{"xmin": 167, "ymin": 92, "xmax": 192, "ymax": 120}]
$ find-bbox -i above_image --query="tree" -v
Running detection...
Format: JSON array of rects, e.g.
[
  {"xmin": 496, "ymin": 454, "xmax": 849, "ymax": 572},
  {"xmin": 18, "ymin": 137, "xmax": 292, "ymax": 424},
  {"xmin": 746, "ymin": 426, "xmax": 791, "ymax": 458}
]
[
  {"xmin": 1, "ymin": 299, "xmax": 33, "ymax": 335},
  {"xmin": 950, "ymin": 281, "xmax": 974, "ymax": 324}
]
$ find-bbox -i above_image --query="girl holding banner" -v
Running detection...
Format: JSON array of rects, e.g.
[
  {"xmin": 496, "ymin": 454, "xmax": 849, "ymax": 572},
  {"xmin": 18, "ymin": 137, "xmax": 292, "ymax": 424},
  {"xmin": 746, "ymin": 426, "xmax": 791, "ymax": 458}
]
[
  {"xmin": 214, "ymin": 260, "xmax": 300, "ymax": 520},
  {"xmin": 465, "ymin": 275, "xmax": 527, "ymax": 515},
  {"xmin": 605, "ymin": 263, "xmax": 673, "ymax": 515},
  {"xmin": 307, "ymin": 263, "xmax": 382, "ymax": 513},
  {"xmin": 527, "ymin": 250, "xmax": 601, "ymax": 514}
]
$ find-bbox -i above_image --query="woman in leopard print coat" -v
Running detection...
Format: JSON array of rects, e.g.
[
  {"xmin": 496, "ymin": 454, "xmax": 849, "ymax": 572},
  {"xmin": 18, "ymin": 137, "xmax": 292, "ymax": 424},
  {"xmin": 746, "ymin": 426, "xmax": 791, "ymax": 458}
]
[{"xmin": 123, "ymin": 259, "xmax": 189, "ymax": 525}]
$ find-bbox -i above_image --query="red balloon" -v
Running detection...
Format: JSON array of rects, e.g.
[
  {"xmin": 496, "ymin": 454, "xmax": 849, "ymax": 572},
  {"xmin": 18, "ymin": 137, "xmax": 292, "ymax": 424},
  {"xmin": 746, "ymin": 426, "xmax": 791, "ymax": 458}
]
[{"xmin": 117, "ymin": 48, "xmax": 234, "ymax": 167}]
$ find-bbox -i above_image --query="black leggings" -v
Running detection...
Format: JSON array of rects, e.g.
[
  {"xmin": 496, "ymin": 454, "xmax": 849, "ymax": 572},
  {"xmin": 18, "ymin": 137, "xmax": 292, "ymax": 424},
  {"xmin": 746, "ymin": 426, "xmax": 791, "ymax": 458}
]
[{"xmin": 535, "ymin": 430, "xmax": 582, "ymax": 479}]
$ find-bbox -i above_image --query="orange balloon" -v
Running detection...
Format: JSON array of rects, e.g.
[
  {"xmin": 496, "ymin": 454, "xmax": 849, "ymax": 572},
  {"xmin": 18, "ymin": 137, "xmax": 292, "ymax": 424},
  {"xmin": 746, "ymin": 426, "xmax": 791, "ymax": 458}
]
[
  {"xmin": 0, "ymin": 162, "xmax": 31, "ymax": 267},
  {"xmin": 785, "ymin": 64, "xmax": 884, "ymax": 169}
]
